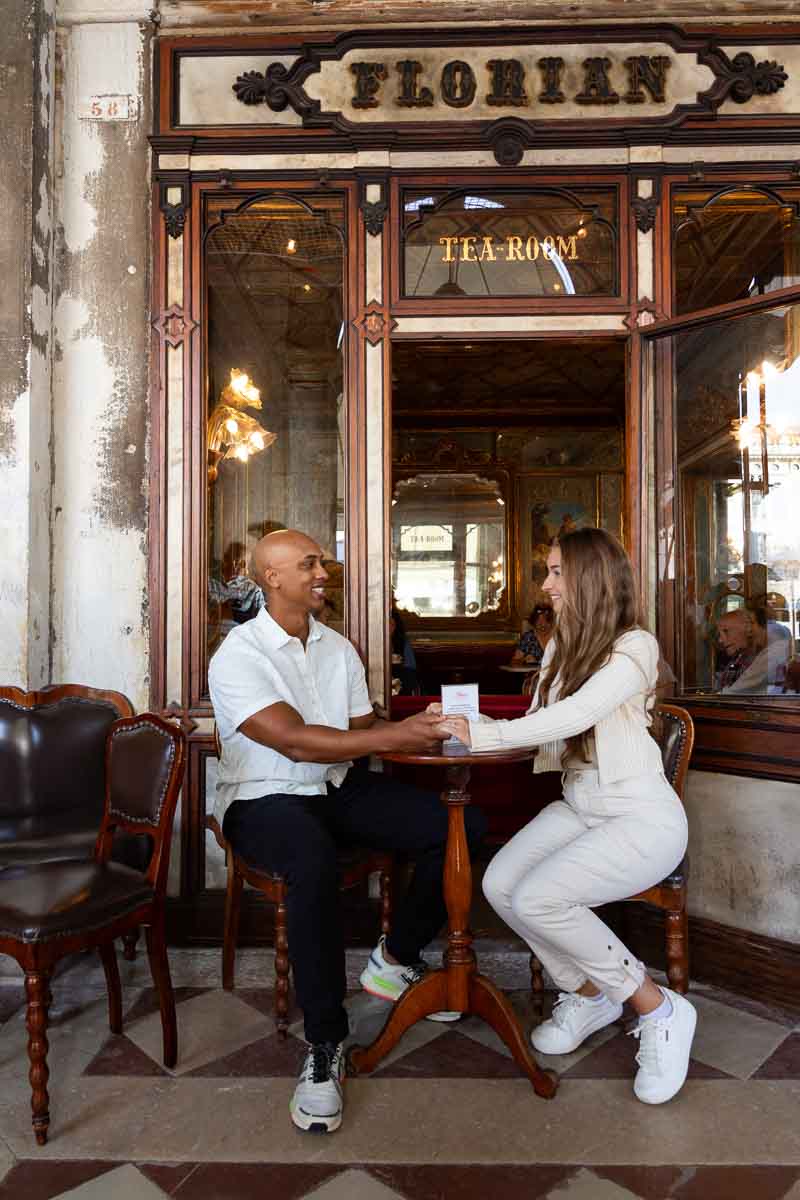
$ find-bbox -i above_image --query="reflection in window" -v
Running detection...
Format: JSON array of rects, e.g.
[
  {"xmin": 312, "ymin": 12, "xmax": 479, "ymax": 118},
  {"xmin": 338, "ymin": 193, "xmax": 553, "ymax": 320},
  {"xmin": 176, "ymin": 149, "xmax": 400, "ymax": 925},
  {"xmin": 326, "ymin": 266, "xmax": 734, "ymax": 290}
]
[
  {"xmin": 402, "ymin": 188, "xmax": 617, "ymax": 298},
  {"xmin": 662, "ymin": 302, "xmax": 800, "ymax": 696},
  {"xmin": 391, "ymin": 474, "xmax": 506, "ymax": 618},
  {"xmin": 673, "ymin": 186, "xmax": 800, "ymax": 315},
  {"xmin": 204, "ymin": 193, "xmax": 346, "ymax": 660}
]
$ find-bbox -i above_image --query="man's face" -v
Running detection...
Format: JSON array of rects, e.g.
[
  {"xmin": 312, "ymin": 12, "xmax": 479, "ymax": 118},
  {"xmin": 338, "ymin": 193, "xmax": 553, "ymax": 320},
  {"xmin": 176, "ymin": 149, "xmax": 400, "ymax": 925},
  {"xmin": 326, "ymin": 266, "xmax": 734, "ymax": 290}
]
[
  {"xmin": 268, "ymin": 540, "xmax": 330, "ymax": 615},
  {"xmin": 718, "ymin": 615, "xmax": 748, "ymax": 654}
]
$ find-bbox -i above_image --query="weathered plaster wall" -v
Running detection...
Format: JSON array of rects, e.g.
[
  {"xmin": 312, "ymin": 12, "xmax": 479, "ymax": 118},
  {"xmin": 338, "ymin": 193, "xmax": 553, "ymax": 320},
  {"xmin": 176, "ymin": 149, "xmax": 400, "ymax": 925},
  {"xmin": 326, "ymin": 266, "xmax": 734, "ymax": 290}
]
[
  {"xmin": 0, "ymin": 0, "xmax": 55, "ymax": 689},
  {"xmin": 684, "ymin": 771, "xmax": 800, "ymax": 943},
  {"xmin": 51, "ymin": 18, "xmax": 152, "ymax": 710}
]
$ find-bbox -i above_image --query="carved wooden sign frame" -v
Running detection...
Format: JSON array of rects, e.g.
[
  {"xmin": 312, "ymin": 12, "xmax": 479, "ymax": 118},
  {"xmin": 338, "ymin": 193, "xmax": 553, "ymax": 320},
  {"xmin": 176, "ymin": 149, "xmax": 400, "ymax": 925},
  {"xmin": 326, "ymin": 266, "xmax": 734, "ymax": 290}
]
[{"xmin": 224, "ymin": 25, "xmax": 789, "ymax": 157}]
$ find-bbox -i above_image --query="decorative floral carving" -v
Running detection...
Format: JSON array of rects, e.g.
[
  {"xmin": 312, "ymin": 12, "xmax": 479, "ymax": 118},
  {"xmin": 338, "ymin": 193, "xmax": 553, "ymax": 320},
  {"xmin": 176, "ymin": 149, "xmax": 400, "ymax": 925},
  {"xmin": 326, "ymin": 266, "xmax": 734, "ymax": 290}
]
[
  {"xmin": 152, "ymin": 305, "xmax": 199, "ymax": 348},
  {"xmin": 163, "ymin": 202, "xmax": 186, "ymax": 240},
  {"xmin": 492, "ymin": 132, "xmax": 524, "ymax": 167},
  {"xmin": 632, "ymin": 195, "xmax": 658, "ymax": 234},
  {"xmin": 232, "ymin": 62, "xmax": 317, "ymax": 118},
  {"xmin": 362, "ymin": 199, "xmax": 387, "ymax": 236},
  {"xmin": 702, "ymin": 47, "xmax": 788, "ymax": 105},
  {"xmin": 353, "ymin": 300, "xmax": 397, "ymax": 346}
]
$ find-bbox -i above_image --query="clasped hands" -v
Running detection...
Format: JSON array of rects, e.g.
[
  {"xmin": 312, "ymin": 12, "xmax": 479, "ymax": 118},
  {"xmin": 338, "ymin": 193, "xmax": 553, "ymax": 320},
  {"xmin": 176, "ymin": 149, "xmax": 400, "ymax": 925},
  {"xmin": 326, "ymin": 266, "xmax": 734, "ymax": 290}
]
[{"xmin": 389, "ymin": 705, "xmax": 472, "ymax": 753}]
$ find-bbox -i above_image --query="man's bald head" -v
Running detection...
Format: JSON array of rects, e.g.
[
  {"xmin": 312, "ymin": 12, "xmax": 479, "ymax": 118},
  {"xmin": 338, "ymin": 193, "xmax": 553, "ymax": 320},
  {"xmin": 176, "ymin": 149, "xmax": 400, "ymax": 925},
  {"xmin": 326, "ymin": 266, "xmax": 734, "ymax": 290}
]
[{"xmin": 251, "ymin": 529, "xmax": 322, "ymax": 586}]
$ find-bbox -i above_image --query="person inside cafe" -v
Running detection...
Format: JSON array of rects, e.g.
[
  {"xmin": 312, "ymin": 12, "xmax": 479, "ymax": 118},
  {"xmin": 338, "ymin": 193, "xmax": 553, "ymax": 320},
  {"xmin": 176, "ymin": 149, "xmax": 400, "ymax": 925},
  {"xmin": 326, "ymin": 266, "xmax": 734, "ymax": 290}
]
[
  {"xmin": 716, "ymin": 605, "xmax": 791, "ymax": 694},
  {"xmin": 435, "ymin": 526, "xmax": 696, "ymax": 1106},
  {"xmin": 511, "ymin": 602, "xmax": 555, "ymax": 671},
  {"xmin": 208, "ymin": 528, "xmax": 485, "ymax": 1135},
  {"xmin": 390, "ymin": 603, "xmax": 419, "ymax": 695}
]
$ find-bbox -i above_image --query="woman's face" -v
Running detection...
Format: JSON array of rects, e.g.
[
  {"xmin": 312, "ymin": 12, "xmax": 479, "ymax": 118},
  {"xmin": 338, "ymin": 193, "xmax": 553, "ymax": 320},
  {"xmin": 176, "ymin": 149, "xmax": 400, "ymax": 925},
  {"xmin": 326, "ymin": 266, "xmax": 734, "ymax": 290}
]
[{"xmin": 542, "ymin": 545, "xmax": 564, "ymax": 614}]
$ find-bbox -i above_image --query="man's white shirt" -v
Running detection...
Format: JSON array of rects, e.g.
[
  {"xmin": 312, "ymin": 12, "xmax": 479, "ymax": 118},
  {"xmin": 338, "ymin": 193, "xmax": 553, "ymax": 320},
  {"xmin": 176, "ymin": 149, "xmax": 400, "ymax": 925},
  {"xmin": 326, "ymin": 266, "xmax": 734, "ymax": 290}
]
[{"xmin": 208, "ymin": 609, "xmax": 374, "ymax": 825}]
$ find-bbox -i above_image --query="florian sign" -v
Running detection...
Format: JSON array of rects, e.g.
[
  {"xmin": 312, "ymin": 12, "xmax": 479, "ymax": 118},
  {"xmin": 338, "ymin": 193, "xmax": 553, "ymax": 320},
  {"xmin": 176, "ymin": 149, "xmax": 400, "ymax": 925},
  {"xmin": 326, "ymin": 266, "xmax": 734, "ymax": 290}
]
[
  {"xmin": 229, "ymin": 31, "xmax": 790, "ymax": 152},
  {"xmin": 347, "ymin": 55, "xmax": 673, "ymax": 111}
]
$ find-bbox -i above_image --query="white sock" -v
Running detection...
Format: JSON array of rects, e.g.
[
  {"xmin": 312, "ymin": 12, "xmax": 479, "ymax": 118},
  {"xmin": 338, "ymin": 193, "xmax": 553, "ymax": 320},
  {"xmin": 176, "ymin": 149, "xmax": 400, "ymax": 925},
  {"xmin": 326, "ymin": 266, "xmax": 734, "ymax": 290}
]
[
  {"xmin": 584, "ymin": 991, "xmax": 609, "ymax": 1005},
  {"xmin": 639, "ymin": 990, "xmax": 673, "ymax": 1022}
]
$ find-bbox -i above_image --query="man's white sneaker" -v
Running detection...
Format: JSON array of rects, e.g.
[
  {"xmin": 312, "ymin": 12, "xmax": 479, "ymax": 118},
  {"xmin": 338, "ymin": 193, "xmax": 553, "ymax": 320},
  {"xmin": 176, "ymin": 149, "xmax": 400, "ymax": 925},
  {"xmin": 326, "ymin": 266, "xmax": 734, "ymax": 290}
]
[
  {"xmin": 531, "ymin": 991, "xmax": 623, "ymax": 1055},
  {"xmin": 360, "ymin": 936, "xmax": 461, "ymax": 1022},
  {"xmin": 290, "ymin": 1042, "xmax": 345, "ymax": 1133},
  {"xmin": 630, "ymin": 988, "xmax": 697, "ymax": 1105}
]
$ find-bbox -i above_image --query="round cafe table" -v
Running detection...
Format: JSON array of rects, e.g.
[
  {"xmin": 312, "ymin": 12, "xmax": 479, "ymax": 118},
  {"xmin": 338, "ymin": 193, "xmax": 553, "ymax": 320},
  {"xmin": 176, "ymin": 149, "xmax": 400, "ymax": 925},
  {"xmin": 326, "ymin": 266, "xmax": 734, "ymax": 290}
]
[{"xmin": 348, "ymin": 744, "xmax": 558, "ymax": 1099}]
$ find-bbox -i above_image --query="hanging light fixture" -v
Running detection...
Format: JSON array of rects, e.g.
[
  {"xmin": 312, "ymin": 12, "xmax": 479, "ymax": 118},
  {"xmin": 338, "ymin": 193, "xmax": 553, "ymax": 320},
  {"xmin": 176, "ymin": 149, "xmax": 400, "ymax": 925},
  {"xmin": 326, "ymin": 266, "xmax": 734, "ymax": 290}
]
[{"xmin": 208, "ymin": 368, "xmax": 276, "ymax": 482}]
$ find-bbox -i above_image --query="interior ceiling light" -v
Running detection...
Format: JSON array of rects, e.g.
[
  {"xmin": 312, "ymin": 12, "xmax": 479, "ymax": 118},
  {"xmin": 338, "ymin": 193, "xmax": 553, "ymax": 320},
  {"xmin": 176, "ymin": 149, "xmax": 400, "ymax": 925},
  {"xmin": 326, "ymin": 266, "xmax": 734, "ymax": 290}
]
[{"xmin": 207, "ymin": 368, "xmax": 276, "ymax": 482}]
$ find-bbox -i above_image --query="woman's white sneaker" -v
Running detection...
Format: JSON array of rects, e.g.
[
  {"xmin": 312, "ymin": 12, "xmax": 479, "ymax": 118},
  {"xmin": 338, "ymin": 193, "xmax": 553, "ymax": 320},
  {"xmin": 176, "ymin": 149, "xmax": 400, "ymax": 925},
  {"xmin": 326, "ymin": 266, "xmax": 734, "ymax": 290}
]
[
  {"xmin": 630, "ymin": 988, "xmax": 697, "ymax": 1104},
  {"xmin": 531, "ymin": 991, "xmax": 623, "ymax": 1055},
  {"xmin": 290, "ymin": 1042, "xmax": 345, "ymax": 1133}
]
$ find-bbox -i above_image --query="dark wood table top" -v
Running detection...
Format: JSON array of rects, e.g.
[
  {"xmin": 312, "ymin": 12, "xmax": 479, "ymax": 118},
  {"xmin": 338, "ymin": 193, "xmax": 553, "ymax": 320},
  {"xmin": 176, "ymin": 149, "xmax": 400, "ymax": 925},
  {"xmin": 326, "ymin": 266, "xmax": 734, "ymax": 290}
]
[{"xmin": 381, "ymin": 744, "xmax": 535, "ymax": 767}]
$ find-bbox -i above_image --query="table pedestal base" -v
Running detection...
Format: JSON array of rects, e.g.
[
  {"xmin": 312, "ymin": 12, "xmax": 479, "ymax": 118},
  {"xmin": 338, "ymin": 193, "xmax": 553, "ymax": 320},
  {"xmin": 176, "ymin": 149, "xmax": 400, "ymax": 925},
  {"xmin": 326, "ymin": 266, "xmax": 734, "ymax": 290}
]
[{"xmin": 349, "ymin": 967, "xmax": 558, "ymax": 1098}]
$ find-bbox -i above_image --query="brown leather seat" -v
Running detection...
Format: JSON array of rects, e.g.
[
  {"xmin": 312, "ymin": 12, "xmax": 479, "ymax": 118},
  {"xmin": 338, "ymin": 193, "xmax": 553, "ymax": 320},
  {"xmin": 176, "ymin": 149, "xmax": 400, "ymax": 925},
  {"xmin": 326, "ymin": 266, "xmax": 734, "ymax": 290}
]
[
  {"xmin": 0, "ymin": 713, "xmax": 186, "ymax": 1146},
  {"xmin": 0, "ymin": 685, "xmax": 136, "ymax": 867}
]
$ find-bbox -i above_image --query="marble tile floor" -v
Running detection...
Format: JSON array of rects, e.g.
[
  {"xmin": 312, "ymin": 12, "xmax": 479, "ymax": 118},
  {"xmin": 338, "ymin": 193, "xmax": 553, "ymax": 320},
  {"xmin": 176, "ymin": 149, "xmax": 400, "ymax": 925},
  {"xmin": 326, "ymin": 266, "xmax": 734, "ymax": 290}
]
[{"xmin": 0, "ymin": 946, "xmax": 798, "ymax": 1200}]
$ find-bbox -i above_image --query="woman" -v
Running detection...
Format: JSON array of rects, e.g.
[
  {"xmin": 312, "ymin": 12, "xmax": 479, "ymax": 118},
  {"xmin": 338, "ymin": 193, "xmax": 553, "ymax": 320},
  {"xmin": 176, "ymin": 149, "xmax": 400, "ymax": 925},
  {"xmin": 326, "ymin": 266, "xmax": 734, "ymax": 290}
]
[
  {"xmin": 436, "ymin": 527, "xmax": 696, "ymax": 1105},
  {"xmin": 390, "ymin": 605, "xmax": 418, "ymax": 695},
  {"xmin": 511, "ymin": 603, "xmax": 555, "ymax": 669}
]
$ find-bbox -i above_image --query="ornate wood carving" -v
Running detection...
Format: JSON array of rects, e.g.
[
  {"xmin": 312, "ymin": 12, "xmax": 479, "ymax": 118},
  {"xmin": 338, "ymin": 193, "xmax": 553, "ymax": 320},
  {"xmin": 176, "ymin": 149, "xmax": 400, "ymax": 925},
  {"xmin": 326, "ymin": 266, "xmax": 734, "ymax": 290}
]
[
  {"xmin": 362, "ymin": 199, "xmax": 388, "ymax": 235},
  {"xmin": 163, "ymin": 202, "xmax": 186, "ymax": 239},
  {"xmin": 632, "ymin": 194, "xmax": 658, "ymax": 233},
  {"xmin": 699, "ymin": 46, "xmax": 788, "ymax": 104},
  {"xmin": 151, "ymin": 305, "xmax": 198, "ymax": 348},
  {"xmin": 489, "ymin": 122, "xmax": 526, "ymax": 166},
  {"xmin": 225, "ymin": 26, "xmax": 789, "ymax": 144},
  {"xmin": 160, "ymin": 702, "xmax": 199, "ymax": 736},
  {"xmin": 353, "ymin": 300, "xmax": 397, "ymax": 345}
]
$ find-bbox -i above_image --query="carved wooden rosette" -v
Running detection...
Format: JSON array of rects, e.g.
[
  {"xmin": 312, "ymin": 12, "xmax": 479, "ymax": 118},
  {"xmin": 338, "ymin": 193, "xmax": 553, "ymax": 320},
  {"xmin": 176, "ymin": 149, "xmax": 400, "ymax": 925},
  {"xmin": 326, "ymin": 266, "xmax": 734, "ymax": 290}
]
[{"xmin": 353, "ymin": 300, "xmax": 397, "ymax": 346}]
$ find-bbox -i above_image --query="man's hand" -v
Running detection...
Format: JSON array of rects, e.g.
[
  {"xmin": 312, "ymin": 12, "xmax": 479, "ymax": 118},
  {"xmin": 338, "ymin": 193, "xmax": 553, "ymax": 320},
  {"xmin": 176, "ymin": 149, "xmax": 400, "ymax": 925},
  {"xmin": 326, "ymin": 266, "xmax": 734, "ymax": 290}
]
[{"xmin": 386, "ymin": 711, "xmax": 446, "ymax": 754}]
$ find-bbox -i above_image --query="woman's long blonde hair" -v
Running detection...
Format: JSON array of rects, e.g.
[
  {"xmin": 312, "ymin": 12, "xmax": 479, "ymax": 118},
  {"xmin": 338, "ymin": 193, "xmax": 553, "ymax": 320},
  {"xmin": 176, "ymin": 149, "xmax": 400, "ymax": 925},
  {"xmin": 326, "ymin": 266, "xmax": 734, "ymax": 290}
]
[{"xmin": 536, "ymin": 526, "xmax": 644, "ymax": 764}]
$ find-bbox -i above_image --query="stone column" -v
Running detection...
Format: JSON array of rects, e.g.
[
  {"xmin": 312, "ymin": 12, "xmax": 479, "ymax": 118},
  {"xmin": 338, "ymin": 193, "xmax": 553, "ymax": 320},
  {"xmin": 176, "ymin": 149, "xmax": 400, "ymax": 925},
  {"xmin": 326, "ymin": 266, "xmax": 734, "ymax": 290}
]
[{"xmin": 0, "ymin": 0, "xmax": 56, "ymax": 688}]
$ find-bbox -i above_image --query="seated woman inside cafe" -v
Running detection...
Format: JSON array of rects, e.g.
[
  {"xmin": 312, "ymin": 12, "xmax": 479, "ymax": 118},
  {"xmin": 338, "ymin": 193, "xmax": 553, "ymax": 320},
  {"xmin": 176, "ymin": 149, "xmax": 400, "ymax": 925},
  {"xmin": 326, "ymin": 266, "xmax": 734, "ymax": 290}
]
[{"xmin": 511, "ymin": 602, "xmax": 555, "ymax": 671}]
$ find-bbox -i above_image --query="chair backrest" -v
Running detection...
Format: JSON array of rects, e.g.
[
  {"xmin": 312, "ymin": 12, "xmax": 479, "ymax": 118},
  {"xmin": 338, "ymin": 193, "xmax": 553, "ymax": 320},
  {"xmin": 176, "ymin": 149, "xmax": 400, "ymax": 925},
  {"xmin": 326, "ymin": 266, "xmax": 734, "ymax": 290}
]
[
  {"xmin": 653, "ymin": 703, "xmax": 695, "ymax": 801},
  {"xmin": 96, "ymin": 714, "xmax": 186, "ymax": 892},
  {"xmin": 0, "ymin": 685, "xmax": 134, "ymax": 831}
]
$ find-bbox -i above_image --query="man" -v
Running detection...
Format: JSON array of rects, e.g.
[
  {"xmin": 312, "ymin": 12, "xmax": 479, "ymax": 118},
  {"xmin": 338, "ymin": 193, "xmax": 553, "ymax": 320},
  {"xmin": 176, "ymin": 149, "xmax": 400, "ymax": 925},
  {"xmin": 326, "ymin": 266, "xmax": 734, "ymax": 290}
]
[
  {"xmin": 717, "ymin": 607, "xmax": 790, "ymax": 694},
  {"xmin": 208, "ymin": 529, "xmax": 485, "ymax": 1135}
]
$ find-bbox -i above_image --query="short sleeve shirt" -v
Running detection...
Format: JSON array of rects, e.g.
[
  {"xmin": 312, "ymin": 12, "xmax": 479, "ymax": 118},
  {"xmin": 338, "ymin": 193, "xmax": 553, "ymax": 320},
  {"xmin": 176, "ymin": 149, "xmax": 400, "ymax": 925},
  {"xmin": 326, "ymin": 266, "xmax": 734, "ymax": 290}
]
[{"xmin": 208, "ymin": 609, "xmax": 374, "ymax": 823}]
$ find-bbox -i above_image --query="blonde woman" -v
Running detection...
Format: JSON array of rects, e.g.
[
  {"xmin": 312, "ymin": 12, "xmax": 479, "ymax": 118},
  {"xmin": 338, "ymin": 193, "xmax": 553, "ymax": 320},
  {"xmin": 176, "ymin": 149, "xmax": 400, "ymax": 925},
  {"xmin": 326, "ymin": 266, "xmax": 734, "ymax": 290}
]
[{"xmin": 436, "ymin": 527, "xmax": 696, "ymax": 1105}]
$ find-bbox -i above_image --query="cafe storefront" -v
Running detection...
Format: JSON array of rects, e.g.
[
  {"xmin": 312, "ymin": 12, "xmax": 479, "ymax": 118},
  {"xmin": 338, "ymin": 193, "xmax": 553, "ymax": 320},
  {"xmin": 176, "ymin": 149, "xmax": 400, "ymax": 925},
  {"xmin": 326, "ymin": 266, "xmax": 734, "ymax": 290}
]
[{"xmin": 141, "ymin": 21, "xmax": 800, "ymax": 1002}]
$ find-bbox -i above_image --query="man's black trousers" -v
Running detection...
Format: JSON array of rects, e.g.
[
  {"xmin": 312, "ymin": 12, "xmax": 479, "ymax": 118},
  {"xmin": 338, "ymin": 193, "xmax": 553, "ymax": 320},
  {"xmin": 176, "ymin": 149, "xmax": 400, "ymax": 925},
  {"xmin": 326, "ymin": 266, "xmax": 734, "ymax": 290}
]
[{"xmin": 223, "ymin": 766, "xmax": 487, "ymax": 1045}]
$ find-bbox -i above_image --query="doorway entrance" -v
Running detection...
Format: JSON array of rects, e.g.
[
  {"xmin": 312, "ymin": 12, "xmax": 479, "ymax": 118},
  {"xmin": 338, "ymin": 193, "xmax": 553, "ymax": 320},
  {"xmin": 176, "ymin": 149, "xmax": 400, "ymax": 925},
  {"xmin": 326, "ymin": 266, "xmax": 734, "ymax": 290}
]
[{"xmin": 389, "ymin": 337, "xmax": 626, "ymax": 695}]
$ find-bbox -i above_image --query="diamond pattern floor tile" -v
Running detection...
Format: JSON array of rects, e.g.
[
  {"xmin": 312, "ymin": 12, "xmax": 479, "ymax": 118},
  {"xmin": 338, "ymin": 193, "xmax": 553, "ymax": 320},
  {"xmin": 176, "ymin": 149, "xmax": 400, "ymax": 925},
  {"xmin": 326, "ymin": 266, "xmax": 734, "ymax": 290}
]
[
  {"xmin": 753, "ymin": 1034, "xmax": 800, "ymax": 1080},
  {"xmin": 124, "ymin": 990, "xmax": 270, "ymax": 1076},
  {"xmin": 304, "ymin": 1168, "xmax": 407, "ymax": 1200},
  {"xmin": 53, "ymin": 1164, "xmax": 167, "ymax": 1200}
]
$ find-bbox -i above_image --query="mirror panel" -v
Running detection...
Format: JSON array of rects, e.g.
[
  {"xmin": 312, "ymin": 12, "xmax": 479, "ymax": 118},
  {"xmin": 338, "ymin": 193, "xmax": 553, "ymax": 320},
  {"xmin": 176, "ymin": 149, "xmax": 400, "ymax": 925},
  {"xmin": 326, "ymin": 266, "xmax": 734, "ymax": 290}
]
[{"xmin": 391, "ymin": 472, "xmax": 508, "ymax": 619}]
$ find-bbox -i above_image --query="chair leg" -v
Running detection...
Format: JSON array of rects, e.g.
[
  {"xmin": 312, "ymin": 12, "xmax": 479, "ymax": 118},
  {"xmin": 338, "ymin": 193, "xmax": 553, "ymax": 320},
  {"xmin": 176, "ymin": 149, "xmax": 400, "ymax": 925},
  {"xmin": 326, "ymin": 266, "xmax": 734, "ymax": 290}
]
[
  {"xmin": 274, "ymin": 888, "xmax": 290, "ymax": 1038},
  {"xmin": 222, "ymin": 857, "xmax": 243, "ymax": 991},
  {"xmin": 25, "ymin": 970, "xmax": 51, "ymax": 1146},
  {"xmin": 530, "ymin": 953, "xmax": 545, "ymax": 1018},
  {"xmin": 122, "ymin": 929, "xmax": 140, "ymax": 962},
  {"xmin": 665, "ymin": 907, "xmax": 690, "ymax": 995},
  {"xmin": 380, "ymin": 865, "xmax": 392, "ymax": 936},
  {"xmin": 145, "ymin": 914, "xmax": 178, "ymax": 1069},
  {"xmin": 99, "ymin": 941, "xmax": 123, "ymax": 1034}
]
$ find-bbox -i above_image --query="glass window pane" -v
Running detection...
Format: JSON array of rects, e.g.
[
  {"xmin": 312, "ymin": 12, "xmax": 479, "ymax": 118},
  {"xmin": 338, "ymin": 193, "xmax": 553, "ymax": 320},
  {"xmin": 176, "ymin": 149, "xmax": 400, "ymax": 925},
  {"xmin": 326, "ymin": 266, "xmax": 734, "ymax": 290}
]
[
  {"xmin": 657, "ymin": 301, "xmax": 800, "ymax": 696},
  {"xmin": 205, "ymin": 193, "xmax": 346, "ymax": 663},
  {"xmin": 673, "ymin": 186, "xmax": 800, "ymax": 315},
  {"xmin": 403, "ymin": 188, "xmax": 617, "ymax": 298}
]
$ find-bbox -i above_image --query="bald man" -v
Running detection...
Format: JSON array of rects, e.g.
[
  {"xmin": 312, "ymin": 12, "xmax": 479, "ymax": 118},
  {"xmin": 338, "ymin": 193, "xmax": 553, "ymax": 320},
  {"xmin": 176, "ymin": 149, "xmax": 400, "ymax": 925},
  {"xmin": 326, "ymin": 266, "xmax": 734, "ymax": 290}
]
[
  {"xmin": 716, "ymin": 608, "xmax": 790, "ymax": 694},
  {"xmin": 208, "ymin": 530, "xmax": 485, "ymax": 1135}
]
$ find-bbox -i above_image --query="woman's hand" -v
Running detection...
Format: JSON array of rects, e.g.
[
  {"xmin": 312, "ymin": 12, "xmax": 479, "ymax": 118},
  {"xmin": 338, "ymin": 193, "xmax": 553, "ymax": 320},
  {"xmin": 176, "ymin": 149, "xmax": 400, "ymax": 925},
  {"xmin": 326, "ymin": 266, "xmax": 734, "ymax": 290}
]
[{"xmin": 435, "ymin": 715, "xmax": 472, "ymax": 747}]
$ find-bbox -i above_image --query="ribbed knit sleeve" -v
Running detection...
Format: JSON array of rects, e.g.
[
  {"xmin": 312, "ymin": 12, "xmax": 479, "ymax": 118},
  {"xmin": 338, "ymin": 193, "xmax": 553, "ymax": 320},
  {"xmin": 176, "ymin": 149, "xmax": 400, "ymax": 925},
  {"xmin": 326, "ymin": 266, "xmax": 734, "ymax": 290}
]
[{"xmin": 469, "ymin": 631, "xmax": 656, "ymax": 753}]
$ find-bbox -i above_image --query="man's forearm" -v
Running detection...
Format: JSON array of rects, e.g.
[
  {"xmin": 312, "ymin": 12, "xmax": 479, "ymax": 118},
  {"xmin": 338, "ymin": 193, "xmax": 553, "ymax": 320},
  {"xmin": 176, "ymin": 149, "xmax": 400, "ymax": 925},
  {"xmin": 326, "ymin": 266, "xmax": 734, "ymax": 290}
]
[{"xmin": 242, "ymin": 715, "xmax": 397, "ymax": 763}]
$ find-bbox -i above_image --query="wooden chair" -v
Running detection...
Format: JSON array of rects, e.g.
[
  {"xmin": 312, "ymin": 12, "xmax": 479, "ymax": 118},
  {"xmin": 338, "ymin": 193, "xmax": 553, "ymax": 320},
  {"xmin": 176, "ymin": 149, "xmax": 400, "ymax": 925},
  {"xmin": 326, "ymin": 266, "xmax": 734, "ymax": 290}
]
[
  {"xmin": 0, "ymin": 714, "xmax": 186, "ymax": 1144},
  {"xmin": 530, "ymin": 702, "xmax": 695, "ymax": 1012},
  {"xmin": 208, "ymin": 729, "xmax": 393, "ymax": 1035}
]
